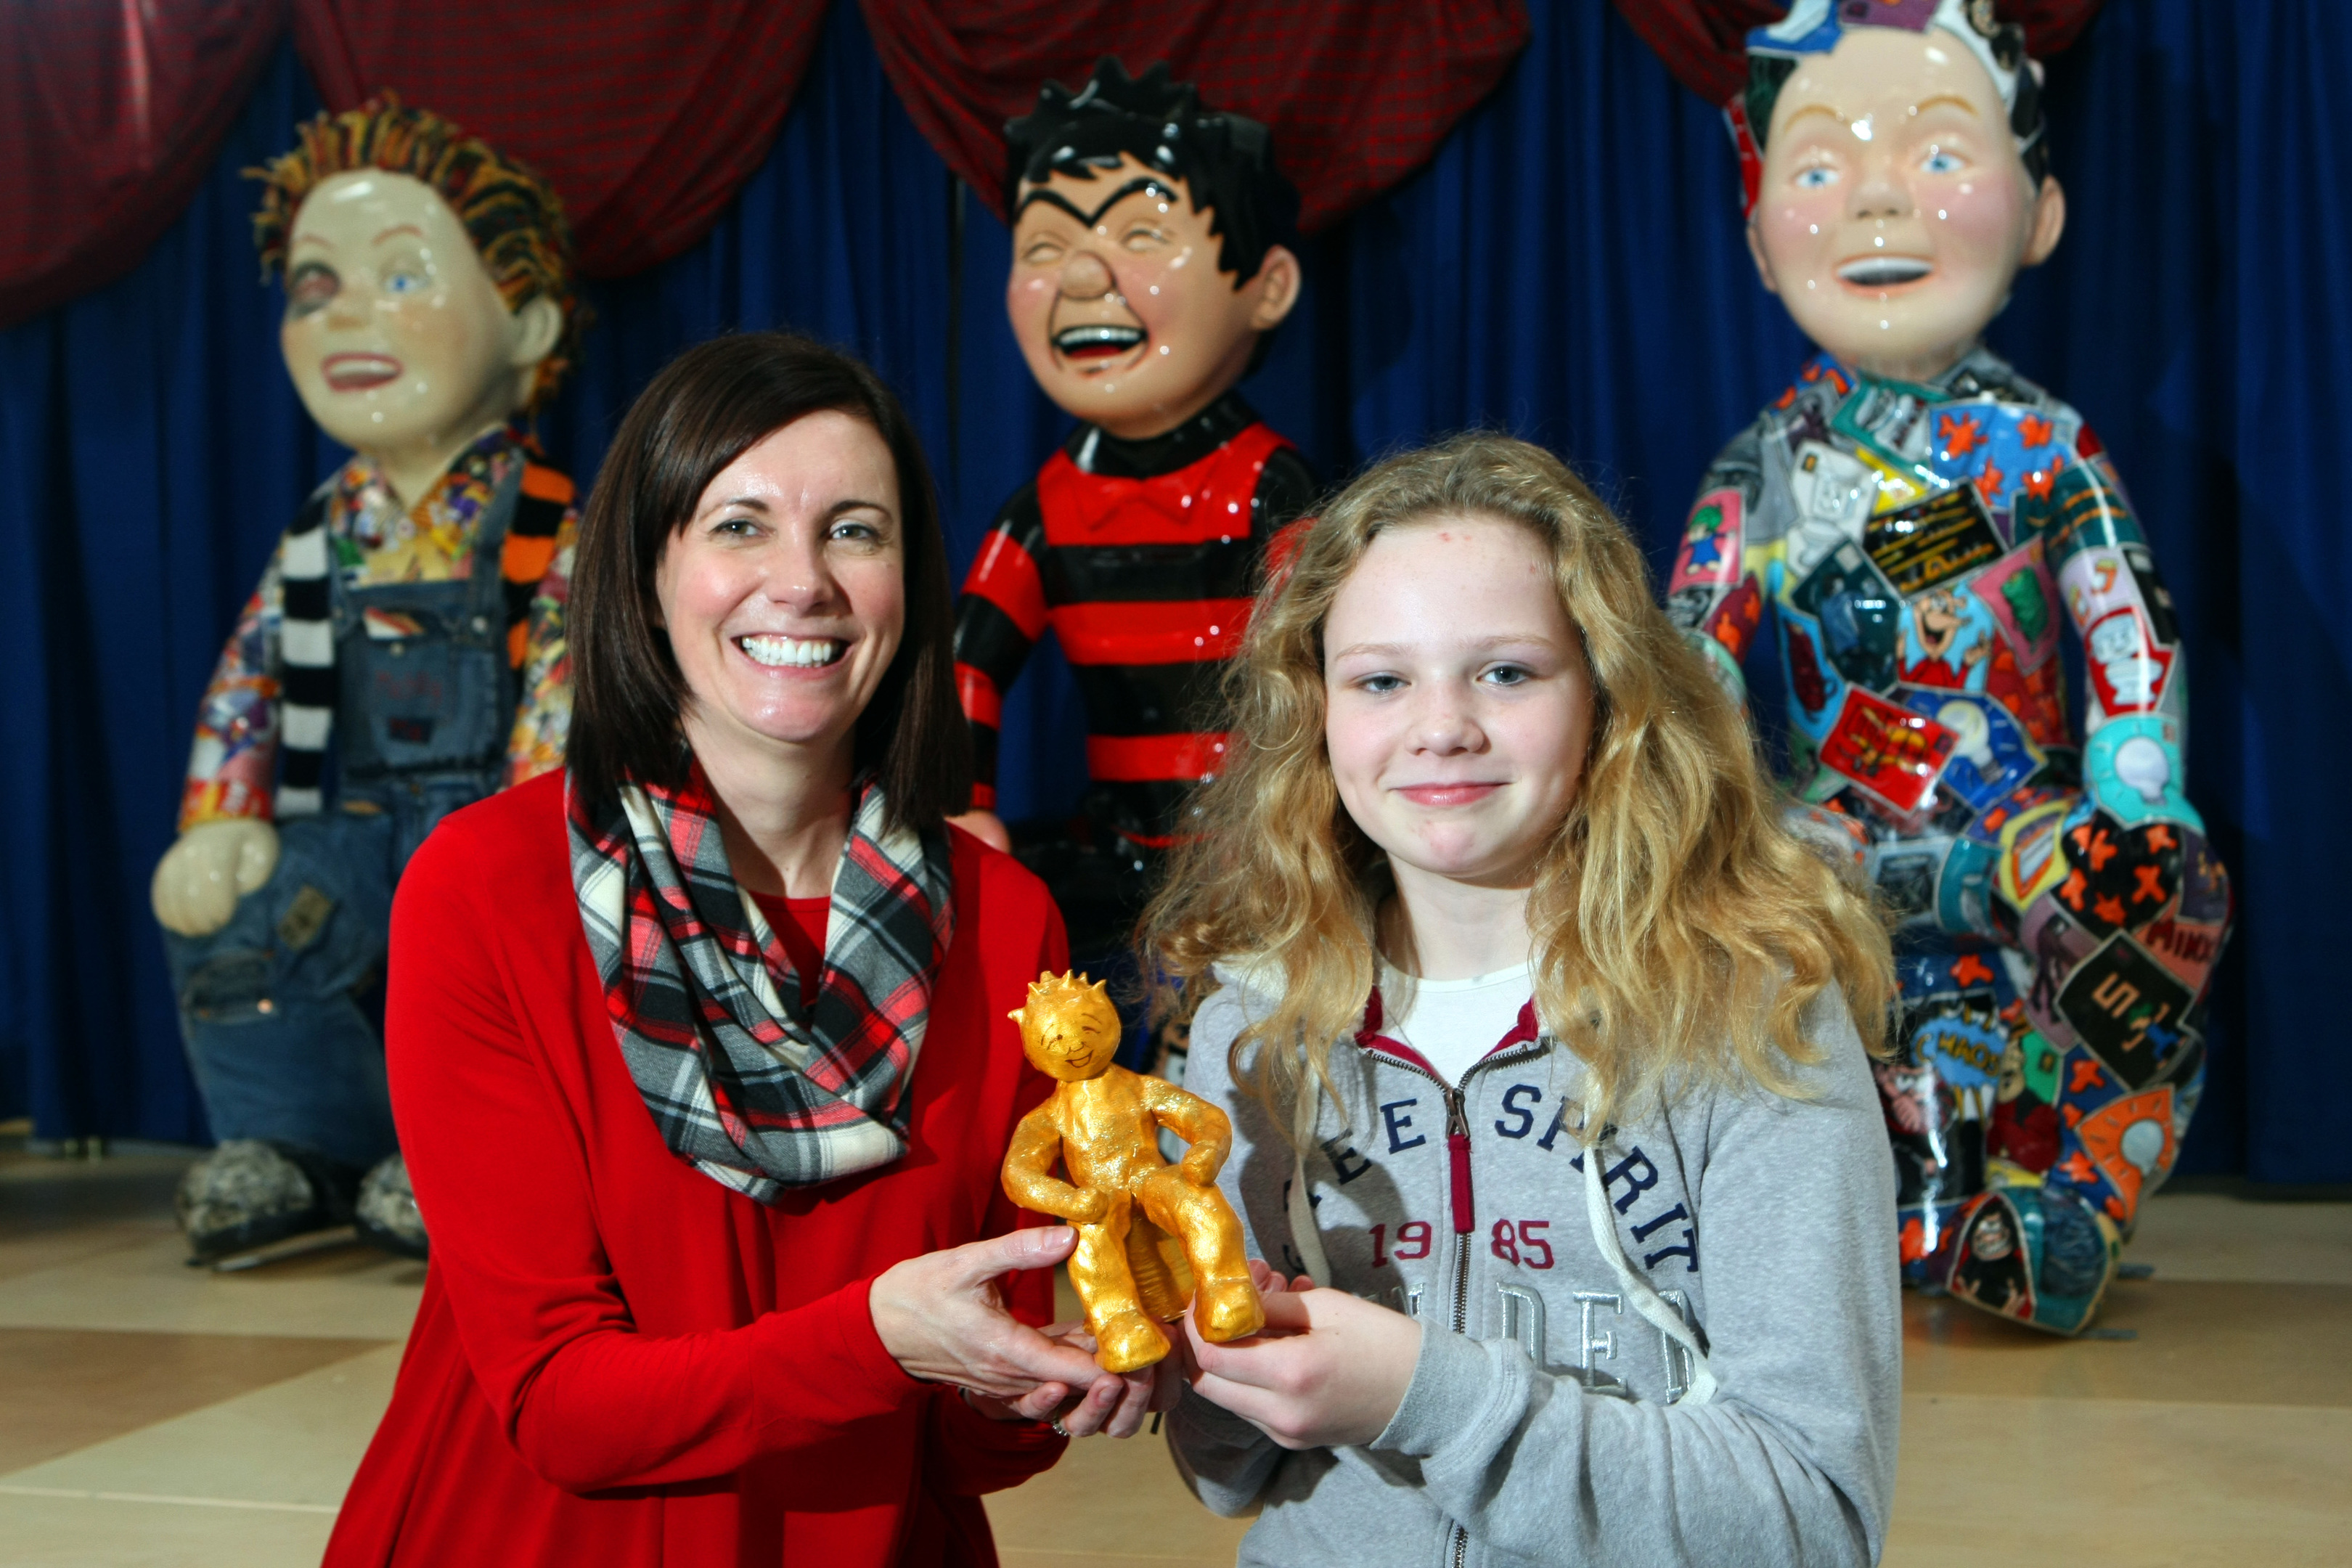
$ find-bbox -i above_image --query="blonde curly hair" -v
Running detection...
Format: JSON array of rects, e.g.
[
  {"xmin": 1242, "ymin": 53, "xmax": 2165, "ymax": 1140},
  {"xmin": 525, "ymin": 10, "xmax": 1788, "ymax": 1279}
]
[
  {"xmin": 1143, "ymin": 433, "xmax": 1894, "ymax": 1143},
  {"xmin": 250, "ymin": 94, "xmax": 582, "ymax": 410}
]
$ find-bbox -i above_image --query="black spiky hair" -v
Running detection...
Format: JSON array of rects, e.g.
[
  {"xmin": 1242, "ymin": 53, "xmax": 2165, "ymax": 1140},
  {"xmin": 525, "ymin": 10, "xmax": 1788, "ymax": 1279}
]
[{"xmin": 1003, "ymin": 58, "xmax": 1300, "ymax": 288}]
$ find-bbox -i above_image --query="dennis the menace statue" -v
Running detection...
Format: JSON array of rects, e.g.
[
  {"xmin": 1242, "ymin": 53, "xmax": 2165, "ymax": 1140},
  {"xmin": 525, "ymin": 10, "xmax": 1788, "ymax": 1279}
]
[
  {"xmin": 1670, "ymin": 0, "xmax": 2231, "ymax": 1334},
  {"xmin": 149, "ymin": 99, "xmax": 584, "ymax": 1263},
  {"xmin": 950, "ymin": 62, "xmax": 1317, "ymax": 1063}
]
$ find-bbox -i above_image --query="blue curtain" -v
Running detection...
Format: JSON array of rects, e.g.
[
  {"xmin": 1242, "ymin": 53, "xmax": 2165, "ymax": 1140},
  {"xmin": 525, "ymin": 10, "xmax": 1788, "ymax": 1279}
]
[{"xmin": 2, "ymin": 0, "xmax": 2342, "ymax": 1183}]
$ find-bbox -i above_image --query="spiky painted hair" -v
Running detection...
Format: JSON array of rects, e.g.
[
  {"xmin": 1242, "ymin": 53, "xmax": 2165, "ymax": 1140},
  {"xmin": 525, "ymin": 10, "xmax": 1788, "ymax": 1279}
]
[
  {"xmin": 250, "ymin": 94, "xmax": 582, "ymax": 409},
  {"xmin": 1004, "ymin": 58, "xmax": 1299, "ymax": 287},
  {"xmin": 1008, "ymin": 969, "xmax": 1119, "ymax": 1033}
]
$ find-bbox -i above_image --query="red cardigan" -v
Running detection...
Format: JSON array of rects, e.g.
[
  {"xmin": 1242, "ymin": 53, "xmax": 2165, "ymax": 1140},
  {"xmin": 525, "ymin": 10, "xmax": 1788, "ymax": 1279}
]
[{"xmin": 325, "ymin": 772, "xmax": 1069, "ymax": 1567}]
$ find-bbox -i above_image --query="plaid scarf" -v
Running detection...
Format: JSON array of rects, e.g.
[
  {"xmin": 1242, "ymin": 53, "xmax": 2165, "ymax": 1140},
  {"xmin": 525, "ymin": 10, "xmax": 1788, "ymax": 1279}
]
[{"xmin": 568, "ymin": 761, "xmax": 955, "ymax": 1201}]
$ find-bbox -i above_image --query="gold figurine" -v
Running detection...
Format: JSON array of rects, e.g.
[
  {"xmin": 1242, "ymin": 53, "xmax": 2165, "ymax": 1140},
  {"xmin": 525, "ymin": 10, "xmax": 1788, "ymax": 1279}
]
[{"xmin": 1002, "ymin": 972, "xmax": 1266, "ymax": 1371}]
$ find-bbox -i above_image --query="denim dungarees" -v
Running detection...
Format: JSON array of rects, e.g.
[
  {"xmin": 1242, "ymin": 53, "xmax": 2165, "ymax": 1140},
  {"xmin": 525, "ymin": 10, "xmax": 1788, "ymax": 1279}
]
[{"xmin": 166, "ymin": 462, "xmax": 523, "ymax": 1173}]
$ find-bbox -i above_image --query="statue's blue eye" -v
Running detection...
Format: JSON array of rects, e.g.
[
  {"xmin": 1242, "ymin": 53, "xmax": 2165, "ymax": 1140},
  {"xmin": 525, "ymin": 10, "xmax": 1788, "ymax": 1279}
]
[
  {"xmin": 1921, "ymin": 149, "xmax": 1965, "ymax": 175},
  {"xmin": 1794, "ymin": 167, "xmax": 1839, "ymax": 189}
]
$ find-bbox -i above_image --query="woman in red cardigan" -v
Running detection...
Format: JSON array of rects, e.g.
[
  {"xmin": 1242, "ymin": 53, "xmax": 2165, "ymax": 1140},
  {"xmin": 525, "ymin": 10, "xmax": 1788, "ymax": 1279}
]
[{"xmin": 326, "ymin": 334, "xmax": 1151, "ymax": 1567}]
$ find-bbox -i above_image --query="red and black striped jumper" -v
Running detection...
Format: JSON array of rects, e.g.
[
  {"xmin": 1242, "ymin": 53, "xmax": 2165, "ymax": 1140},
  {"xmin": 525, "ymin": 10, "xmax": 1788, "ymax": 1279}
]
[{"xmin": 952, "ymin": 392, "xmax": 1317, "ymax": 849}]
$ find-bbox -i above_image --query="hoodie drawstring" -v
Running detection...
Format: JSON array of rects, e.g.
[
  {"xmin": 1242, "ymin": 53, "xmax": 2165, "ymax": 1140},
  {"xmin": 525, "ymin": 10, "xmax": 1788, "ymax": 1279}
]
[
  {"xmin": 1581, "ymin": 1135, "xmax": 1717, "ymax": 1405},
  {"xmin": 1288, "ymin": 1079, "xmax": 1334, "ymax": 1286}
]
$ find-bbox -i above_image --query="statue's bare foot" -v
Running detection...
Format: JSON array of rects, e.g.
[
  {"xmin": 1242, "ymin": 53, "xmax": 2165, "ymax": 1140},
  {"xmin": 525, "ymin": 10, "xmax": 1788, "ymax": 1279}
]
[
  {"xmin": 1193, "ymin": 1275, "xmax": 1266, "ymax": 1343},
  {"xmin": 1093, "ymin": 1309, "xmax": 1171, "ymax": 1372}
]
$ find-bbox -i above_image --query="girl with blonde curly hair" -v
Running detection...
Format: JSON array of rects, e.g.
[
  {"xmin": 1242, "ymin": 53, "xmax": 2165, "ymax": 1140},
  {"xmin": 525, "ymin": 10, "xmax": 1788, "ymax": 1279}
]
[{"xmin": 1146, "ymin": 433, "xmax": 1903, "ymax": 1567}]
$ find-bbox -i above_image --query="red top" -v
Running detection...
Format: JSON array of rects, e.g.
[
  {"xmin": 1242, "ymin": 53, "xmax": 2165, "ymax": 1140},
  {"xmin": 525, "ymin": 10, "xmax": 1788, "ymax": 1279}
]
[
  {"xmin": 324, "ymin": 771, "xmax": 1071, "ymax": 1567},
  {"xmin": 748, "ymin": 891, "xmax": 829, "ymax": 1010}
]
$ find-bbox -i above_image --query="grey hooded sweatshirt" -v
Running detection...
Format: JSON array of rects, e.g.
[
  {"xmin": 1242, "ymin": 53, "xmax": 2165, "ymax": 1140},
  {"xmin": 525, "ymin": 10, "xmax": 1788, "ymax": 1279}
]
[{"xmin": 1167, "ymin": 968, "xmax": 1901, "ymax": 1568}]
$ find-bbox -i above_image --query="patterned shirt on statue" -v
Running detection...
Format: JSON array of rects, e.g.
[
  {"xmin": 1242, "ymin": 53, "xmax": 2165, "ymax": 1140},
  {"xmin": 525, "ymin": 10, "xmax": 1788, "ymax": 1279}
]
[
  {"xmin": 1670, "ymin": 347, "xmax": 2230, "ymax": 1330},
  {"xmin": 180, "ymin": 425, "xmax": 579, "ymax": 828},
  {"xmin": 952, "ymin": 392, "xmax": 1315, "ymax": 844}
]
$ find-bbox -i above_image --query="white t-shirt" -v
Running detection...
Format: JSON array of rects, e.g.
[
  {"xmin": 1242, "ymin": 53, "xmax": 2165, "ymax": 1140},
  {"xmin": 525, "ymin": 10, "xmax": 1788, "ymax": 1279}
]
[{"xmin": 1376, "ymin": 960, "xmax": 1535, "ymax": 1086}]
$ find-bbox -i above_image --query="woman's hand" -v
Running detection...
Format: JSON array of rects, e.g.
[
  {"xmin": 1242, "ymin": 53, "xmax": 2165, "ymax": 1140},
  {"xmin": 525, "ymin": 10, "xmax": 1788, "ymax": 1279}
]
[
  {"xmin": 964, "ymin": 1320, "xmax": 1182, "ymax": 1437},
  {"xmin": 1181, "ymin": 1281, "xmax": 1422, "ymax": 1450},
  {"xmin": 870, "ymin": 1227, "xmax": 1107, "ymax": 1415}
]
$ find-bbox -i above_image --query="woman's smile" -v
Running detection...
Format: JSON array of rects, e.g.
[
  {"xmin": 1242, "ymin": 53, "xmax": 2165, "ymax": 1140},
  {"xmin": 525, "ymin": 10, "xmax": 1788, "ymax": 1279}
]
[{"xmin": 734, "ymin": 632, "xmax": 848, "ymax": 670}]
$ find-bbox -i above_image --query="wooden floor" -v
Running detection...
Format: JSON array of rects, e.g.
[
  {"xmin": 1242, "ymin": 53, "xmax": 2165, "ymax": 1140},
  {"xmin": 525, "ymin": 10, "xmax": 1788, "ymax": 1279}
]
[{"xmin": 1, "ymin": 1127, "xmax": 2345, "ymax": 1566}]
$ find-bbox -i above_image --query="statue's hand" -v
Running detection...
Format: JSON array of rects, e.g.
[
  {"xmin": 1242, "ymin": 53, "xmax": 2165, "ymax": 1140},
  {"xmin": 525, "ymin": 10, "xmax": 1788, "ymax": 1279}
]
[
  {"xmin": 1061, "ymin": 1188, "xmax": 1111, "ymax": 1226},
  {"xmin": 1178, "ymin": 1145, "xmax": 1225, "ymax": 1188},
  {"xmin": 152, "ymin": 819, "xmax": 279, "ymax": 936}
]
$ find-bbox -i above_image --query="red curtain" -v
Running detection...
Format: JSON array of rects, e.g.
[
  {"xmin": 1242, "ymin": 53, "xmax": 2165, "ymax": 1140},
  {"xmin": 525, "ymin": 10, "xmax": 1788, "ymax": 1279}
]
[
  {"xmin": 1610, "ymin": 1, "xmax": 2109, "ymax": 107},
  {"xmin": 0, "ymin": 0, "xmax": 287, "ymax": 326},
  {"xmin": 857, "ymin": 0, "xmax": 1531, "ymax": 234},
  {"xmin": 4, "ymin": 0, "xmax": 1532, "ymax": 327},
  {"xmin": 291, "ymin": 1, "xmax": 831, "ymax": 278}
]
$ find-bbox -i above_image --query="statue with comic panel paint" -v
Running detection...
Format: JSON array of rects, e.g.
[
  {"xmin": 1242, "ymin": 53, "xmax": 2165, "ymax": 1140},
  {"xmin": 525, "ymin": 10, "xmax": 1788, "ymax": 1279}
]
[{"xmin": 1672, "ymin": 0, "xmax": 2229, "ymax": 1334}]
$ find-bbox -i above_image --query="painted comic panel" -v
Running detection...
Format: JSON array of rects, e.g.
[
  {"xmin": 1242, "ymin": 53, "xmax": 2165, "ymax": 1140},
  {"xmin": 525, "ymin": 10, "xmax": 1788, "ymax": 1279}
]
[
  {"xmin": 2083, "ymin": 607, "xmax": 2174, "ymax": 716},
  {"xmin": 2121, "ymin": 543, "xmax": 2179, "ymax": 645},
  {"xmin": 2057, "ymin": 543, "xmax": 2150, "ymax": 642},
  {"xmin": 1936, "ymin": 834, "xmax": 1999, "ymax": 936},
  {"xmin": 1927, "ymin": 402, "xmax": 2076, "ymax": 523},
  {"xmin": 2075, "ymin": 1086, "xmax": 2177, "ymax": 1217},
  {"xmin": 1818, "ymin": 686, "xmax": 1956, "ymax": 813},
  {"xmin": 1908, "ymin": 986, "xmax": 2009, "ymax": 1093},
  {"xmin": 2052, "ymin": 810, "xmax": 2182, "ymax": 939},
  {"xmin": 1871, "ymin": 836, "xmax": 1952, "ymax": 928},
  {"xmin": 1948, "ymin": 1191, "xmax": 2036, "ymax": 1322},
  {"xmin": 2176, "ymin": 830, "xmax": 2231, "ymax": 925},
  {"xmin": 1968, "ymin": 537, "xmax": 2059, "ymax": 669},
  {"xmin": 1779, "ymin": 605, "xmax": 1846, "ymax": 738},
  {"xmin": 2017, "ymin": 899, "xmax": 2099, "ymax": 1043},
  {"xmin": 1898, "ymin": 582, "xmax": 2001, "ymax": 693},
  {"xmin": 1996, "ymin": 797, "xmax": 2075, "ymax": 912},
  {"xmin": 1784, "ymin": 441, "xmax": 1877, "ymax": 577},
  {"xmin": 2024, "ymin": 458, "xmax": 2141, "ymax": 564},
  {"xmin": 2085, "ymin": 714, "xmax": 2194, "ymax": 828},
  {"xmin": 2137, "ymin": 906, "xmax": 2226, "ymax": 993},
  {"xmin": 1832, "ymin": 380, "xmax": 1940, "ymax": 473},
  {"xmin": 1865, "ymin": 485, "xmax": 2004, "ymax": 597},
  {"xmin": 1901, "ymin": 688, "xmax": 2041, "ymax": 814},
  {"xmin": 1702, "ymin": 575, "xmax": 1765, "ymax": 665},
  {"xmin": 2057, "ymin": 932, "xmax": 2196, "ymax": 1091},
  {"xmin": 1670, "ymin": 487, "xmax": 1744, "ymax": 594},
  {"xmin": 1788, "ymin": 540, "xmax": 1902, "ymax": 693}
]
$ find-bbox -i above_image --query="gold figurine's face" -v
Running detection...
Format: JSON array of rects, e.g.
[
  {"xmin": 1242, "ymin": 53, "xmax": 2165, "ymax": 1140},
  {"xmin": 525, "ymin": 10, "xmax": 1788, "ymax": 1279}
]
[{"xmin": 1009, "ymin": 972, "xmax": 1123, "ymax": 1082}]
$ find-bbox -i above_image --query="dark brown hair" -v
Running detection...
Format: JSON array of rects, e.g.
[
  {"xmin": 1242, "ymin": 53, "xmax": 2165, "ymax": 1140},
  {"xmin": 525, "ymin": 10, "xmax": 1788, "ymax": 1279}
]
[{"xmin": 568, "ymin": 332, "xmax": 971, "ymax": 830}]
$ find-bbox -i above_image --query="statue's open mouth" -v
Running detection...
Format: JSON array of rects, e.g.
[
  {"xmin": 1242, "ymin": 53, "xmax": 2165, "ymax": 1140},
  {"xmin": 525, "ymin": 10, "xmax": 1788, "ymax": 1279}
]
[
  {"xmin": 322, "ymin": 352, "xmax": 402, "ymax": 391},
  {"xmin": 1835, "ymin": 257, "xmax": 1934, "ymax": 289},
  {"xmin": 1053, "ymin": 324, "xmax": 1147, "ymax": 361}
]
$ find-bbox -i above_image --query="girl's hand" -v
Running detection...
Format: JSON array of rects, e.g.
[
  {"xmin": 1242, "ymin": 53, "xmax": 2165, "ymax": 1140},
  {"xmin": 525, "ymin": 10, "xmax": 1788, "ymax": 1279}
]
[
  {"xmin": 1182, "ymin": 1286, "xmax": 1421, "ymax": 1450},
  {"xmin": 870, "ymin": 1227, "xmax": 1108, "ymax": 1411}
]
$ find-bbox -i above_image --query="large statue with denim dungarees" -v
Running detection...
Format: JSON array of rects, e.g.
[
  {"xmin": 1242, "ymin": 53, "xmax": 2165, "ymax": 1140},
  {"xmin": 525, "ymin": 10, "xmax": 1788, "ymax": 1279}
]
[
  {"xmin": 148, "ymin": 99, "xmax": 584, "ymax": 1263},
  {"xmin": 1668, "ymin": 0, "xmax": 2231, "ymax": 1334}
]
